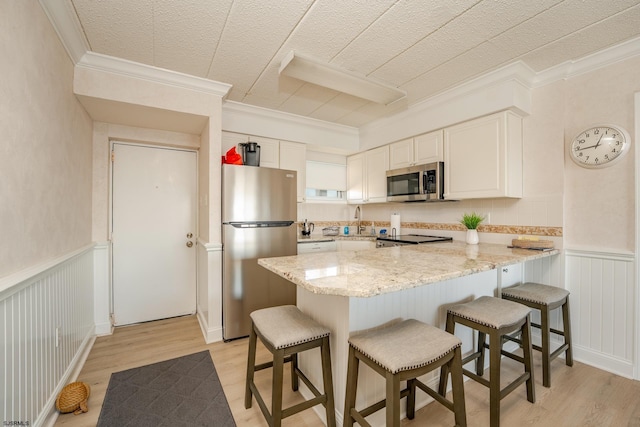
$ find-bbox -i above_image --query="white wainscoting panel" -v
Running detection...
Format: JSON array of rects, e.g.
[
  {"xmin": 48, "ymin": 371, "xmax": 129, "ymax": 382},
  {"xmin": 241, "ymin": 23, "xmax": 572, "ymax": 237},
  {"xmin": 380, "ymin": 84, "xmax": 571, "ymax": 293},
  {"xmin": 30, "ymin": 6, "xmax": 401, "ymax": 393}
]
[
  {"xmin": 0, "ymin": 245, "xmax": 96, "ymax": 427},
  {"xmin": 565, "ymin": 248, "xmax": 635, "ymax": 378}
]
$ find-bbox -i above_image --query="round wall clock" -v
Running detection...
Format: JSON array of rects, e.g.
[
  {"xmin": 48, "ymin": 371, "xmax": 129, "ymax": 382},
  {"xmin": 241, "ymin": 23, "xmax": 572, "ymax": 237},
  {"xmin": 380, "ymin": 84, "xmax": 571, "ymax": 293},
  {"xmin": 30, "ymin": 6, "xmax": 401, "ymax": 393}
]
[{"xmin": 569, "ymin": 124, "xmax": 630, "ymax": 168}]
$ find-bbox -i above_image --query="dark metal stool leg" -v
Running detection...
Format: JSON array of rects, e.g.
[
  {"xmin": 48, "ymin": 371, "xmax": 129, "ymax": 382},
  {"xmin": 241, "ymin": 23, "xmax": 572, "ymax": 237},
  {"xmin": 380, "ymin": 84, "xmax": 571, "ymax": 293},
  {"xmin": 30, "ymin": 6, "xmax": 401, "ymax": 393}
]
[
  {"xmin": 541, "ymin": 306, "xmax": 551, "ymax": 387},
  {"xmin": 477, "ymin": 331, "xmax": 487, "ymax": 376},
  {"xmin": 439, "ymin": 313, "xmax": 455, "ymax": 395},
  {"xmin": 245, "ymin": 324, "xmax": 258, "ymax": 409},
  {"xmin": 488, "ymin": 330, "xmax": 501, "ymax": 427},
  {"xmin": 321, "ymin": 337, "xmax": 336, "ymax": 427},
  {"xmin": 522, "ymin": 316, "xmax": 535, "ymax": 403},
  {"xmin": 563, "ymin": 298, "xmax": 574, "ymax": 366},
  {"xmin": 343, "ymin": 345, "xmax": 359, "ymax": 427},
  {"xmin": 272, "ymin": 350, "xmax": 285, "ymax": 427},
  {"xmin": 450, "ymin": 345, "xmax": 467, "ymax": 427},
  {"xmin": 386, "ymin": 370, "xmax": 401, "ymax": 427},
  {"xmin": 290, "ymin": 353, "xmax": 299, "ymax": 391}
]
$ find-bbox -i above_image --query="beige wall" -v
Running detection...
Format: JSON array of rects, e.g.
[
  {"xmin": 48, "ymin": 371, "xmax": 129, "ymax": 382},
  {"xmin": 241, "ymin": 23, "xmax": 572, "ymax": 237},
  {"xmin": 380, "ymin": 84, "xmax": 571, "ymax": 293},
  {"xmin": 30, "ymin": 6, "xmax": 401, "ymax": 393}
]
[
  {"xmin": 563, "ymin": 56, "xmax": 639, "ymax": 252},
  {"xmin": 0, "ymin": 2, "xmax": 93, "ymax": 278}
]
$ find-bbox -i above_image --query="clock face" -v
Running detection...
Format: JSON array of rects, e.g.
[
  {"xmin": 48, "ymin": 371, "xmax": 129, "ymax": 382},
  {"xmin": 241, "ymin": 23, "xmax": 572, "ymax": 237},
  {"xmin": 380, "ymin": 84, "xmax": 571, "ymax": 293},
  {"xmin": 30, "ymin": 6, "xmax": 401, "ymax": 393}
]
[{"xmin": 570, "ymin": 125, "xmax": 630, "ymax": 168}]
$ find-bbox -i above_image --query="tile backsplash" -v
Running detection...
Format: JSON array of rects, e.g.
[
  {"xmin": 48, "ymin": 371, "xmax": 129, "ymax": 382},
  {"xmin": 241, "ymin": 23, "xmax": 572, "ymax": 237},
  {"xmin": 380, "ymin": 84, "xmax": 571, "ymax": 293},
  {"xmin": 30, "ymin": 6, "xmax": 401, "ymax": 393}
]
[{"xmin": 298, "ymin": 193, "xmax": 563, "ymax": 232}]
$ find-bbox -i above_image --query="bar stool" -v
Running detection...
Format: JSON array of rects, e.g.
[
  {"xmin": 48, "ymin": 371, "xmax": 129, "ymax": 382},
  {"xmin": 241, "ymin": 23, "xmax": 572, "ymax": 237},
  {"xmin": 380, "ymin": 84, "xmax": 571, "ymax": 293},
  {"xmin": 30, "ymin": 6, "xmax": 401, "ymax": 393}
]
[
  {"xmin": 439, "ymin": 296, "xmax": 535, "ymax": 427},
  {"xmin": 344, "ymin": 319, "xmax": 467, "ymax": 427},
  {"xmin": 245, "ymin": 305, "xmax": 336, "ymax": 427},
  {"xmin": 501, "ymin": 282, "xmax": 573, "ymax": 387}
]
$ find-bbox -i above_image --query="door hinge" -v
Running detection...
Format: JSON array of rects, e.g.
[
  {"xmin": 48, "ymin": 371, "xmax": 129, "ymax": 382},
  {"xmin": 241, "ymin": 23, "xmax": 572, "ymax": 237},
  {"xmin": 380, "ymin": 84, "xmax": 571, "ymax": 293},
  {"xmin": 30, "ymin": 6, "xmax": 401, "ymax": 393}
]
[{"xmin": 111, "ymin": 150, "xmax": 115, "ymax": 162}]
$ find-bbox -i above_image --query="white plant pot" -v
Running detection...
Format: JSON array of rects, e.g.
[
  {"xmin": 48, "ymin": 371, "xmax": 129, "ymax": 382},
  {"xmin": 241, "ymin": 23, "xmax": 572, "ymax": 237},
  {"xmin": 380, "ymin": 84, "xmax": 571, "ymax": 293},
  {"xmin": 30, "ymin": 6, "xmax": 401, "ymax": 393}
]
[{"xmin": 466, "ymin": 229, "xmax": 479, "ymax": 245}]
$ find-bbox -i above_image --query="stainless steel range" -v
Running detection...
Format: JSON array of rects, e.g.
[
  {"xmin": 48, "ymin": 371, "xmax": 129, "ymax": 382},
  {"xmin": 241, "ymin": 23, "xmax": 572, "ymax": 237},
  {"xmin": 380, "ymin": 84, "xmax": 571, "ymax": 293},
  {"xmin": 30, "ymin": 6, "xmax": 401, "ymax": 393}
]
[{"xmin": 376, "ymin": 234, "xmax": 453, "ymax": 248}]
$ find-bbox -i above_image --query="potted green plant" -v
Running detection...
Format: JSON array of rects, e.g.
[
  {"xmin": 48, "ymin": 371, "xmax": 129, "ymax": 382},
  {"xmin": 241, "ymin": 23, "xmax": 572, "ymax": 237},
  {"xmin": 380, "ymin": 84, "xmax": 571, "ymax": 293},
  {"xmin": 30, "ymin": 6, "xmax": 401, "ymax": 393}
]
[{"xmin": 460, "ymin": 212, "xmax": 485, "ymax": 244}]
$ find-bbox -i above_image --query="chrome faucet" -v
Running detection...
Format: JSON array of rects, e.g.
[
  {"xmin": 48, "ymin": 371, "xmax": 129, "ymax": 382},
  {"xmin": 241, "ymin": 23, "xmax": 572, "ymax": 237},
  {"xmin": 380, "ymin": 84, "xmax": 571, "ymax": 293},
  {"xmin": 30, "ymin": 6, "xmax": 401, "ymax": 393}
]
[{"xmin": 354, "ymin": 206, "xmax": 365, "ymax": 234}]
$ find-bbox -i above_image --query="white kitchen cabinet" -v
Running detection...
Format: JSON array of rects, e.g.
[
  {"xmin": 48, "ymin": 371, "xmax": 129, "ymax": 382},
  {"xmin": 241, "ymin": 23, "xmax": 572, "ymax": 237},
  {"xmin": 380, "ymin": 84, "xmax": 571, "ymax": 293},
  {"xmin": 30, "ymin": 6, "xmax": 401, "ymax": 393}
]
[
  {"xmin": 250, "ymin": 136, "xmax": 280, "ymax": 168},
  {"xmin": 297, "ymin": 240, "xmax": 337, "ymax": 254},
  {"xmin": 388, "ymin": 138, "xmax": 413, "ymax": 169},
  {"xmin": 221, "ymin": 132, "xmax": 279, "ymax": 168},
  {"xmin": 444, "ymin": 111, "xmax": 522, "ymax": 199},
  {"xmin": 279, "ymin": 141, "xmax": 306, "ymax": 202},
  {"xmin": 336, "ymin": 240, "xmax": 376, "ymax": 251},
  {"xmin": 389, "ymin": 130, "xmax": 443, "ymax": 169},
  {"xmin": 347, "ymin": 153, "xmax": 365, "ymax": 203},
  {"xmin": 347, "ymin": 145, "xmax": 389, "ymax": 204}
]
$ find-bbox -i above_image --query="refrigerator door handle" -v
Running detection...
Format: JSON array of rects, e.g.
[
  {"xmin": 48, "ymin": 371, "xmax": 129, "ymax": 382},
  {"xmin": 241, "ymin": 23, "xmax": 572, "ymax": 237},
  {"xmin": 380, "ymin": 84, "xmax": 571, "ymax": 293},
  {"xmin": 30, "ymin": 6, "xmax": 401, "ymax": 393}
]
[{"xmin": 227, "ymin": 221, "xmax": 294, "ymax": 228}]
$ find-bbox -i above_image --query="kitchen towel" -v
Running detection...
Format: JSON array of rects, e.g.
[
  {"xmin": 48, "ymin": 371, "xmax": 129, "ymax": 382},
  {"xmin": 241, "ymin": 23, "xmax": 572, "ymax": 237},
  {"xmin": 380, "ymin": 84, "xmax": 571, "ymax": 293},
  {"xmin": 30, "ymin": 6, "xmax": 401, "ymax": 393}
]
[{"xmin": 391, "ymin": 213, "xmax": 401, "ymax": 237}]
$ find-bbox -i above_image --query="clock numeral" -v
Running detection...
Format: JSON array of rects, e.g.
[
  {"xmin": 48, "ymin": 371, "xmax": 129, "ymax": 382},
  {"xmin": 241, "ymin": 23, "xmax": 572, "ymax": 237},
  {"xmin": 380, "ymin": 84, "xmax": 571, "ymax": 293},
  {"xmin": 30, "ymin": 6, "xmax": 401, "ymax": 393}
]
[{"xmin": 594, "ymin": 129, "xmax": 600, "ymax": 135}]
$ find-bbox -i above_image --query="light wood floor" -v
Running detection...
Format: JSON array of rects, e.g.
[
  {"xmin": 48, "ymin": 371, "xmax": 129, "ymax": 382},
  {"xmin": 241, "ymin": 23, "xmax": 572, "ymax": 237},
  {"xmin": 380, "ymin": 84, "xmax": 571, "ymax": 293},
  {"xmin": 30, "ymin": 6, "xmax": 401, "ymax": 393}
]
[{"xmin": 54, "ymin": 315, "xmax": 640, "ymax": 427}]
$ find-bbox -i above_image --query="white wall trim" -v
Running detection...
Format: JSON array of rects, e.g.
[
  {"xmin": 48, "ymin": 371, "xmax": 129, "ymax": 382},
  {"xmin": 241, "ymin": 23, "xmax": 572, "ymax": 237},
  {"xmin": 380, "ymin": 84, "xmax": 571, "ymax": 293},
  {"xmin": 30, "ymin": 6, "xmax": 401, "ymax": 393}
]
[
  {"xmin": 0, "ymin": 243, "xmax": 95, "ymax": 298},
  {"xmin": 196, "ymin": 238, "xmax": 223, "ymax": 343},
  {"xmin": 38, "ymin": 0, "xmax": 89, "ymax": 63},
  {"xmin": 196, "ymin": 309, "xmax": 223, "ymax": 343},
  {"xmin": 534, "ymin": 35, "xmax": 640, "ymax": 87},
  {"xmin": 564, "ymin": 247, "xmax": 635, "ymax": 262},
  {"xmin": 77, "ymin": 52, "xmax": 232, "ymax": 98},
  {"xmin": 93, "ymin": 242, "xmax": 113, "ymax": 336},
  {"xmin": 198, "ymin": 239, "xmax": 223, "ymax": 251},
  {"xmin": 572, "ymin": 344, "xmax": 634, "ymax": 380},
  {"xmin": 634, "ymin": 90, "xmax": 640, "ymax": 380}
]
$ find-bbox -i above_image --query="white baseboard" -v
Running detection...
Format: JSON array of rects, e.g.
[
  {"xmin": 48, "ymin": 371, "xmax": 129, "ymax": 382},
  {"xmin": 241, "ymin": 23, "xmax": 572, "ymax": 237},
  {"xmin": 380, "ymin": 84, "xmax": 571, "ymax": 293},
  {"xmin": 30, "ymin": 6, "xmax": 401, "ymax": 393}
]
[
  {"xmin": 37, "ymin": 329, "xmax": 96, "ymax": 427},
  {"xmin": 197, "ymin": 309, "xmax": 223, "ymax": 343},
  {"xmin": 573, "ymin": 344, "xmax": 634, "ymax": 379},
  {"xmin": 95, "ymin": 321, "xmax": 113, "ymax": 336}
]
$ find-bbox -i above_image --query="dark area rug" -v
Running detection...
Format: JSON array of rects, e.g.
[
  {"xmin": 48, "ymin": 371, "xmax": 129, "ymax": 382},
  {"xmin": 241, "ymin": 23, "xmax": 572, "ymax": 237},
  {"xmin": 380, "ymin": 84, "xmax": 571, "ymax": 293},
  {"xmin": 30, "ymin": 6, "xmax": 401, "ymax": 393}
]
[{"xmin": 97, "ymin": 350, "xmax": 236, "ymax": 427}]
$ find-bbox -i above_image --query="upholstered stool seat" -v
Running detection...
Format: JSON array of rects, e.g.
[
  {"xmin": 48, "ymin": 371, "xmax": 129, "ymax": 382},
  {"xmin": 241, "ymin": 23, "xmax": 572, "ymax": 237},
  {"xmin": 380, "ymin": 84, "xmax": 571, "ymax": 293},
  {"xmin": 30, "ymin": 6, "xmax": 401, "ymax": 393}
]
[
  {"xmin": 344, "ymin": 319, "xmax": 466, "ymax": 427},
  {"xmin": 245, "ymin": 305, "xmax": 336, "ymax": 427},
  {"xmin": 501, "ymin": 282, "xmax": 573, "ymax": 387},
  {"xmin": 439, "ymin": 296, "xmax": 535, "ymax": 427}
]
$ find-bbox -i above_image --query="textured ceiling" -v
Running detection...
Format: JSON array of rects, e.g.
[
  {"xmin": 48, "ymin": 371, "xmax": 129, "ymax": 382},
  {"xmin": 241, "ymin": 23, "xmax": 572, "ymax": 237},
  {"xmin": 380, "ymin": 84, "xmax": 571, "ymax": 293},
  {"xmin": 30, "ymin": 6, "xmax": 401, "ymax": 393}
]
[{"xmin": 69, "ymin": 0, "xmax": 640, "ymax": 128}]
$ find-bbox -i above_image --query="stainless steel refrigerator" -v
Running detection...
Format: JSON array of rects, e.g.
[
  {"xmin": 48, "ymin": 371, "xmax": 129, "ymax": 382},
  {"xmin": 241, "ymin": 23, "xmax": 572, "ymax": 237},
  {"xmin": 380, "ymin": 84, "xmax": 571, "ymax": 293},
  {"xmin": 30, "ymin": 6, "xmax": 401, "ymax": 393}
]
[{"xmin": 222, "ymin": 164, "xmax": 298, "ymax": 340}]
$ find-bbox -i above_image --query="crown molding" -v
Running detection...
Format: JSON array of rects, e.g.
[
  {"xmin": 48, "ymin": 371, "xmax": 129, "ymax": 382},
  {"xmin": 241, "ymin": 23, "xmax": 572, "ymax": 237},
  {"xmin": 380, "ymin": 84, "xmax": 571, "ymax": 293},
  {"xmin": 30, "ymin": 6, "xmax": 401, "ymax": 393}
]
[
  {"xmin": 223, "ymin": 100, "xmax": 358, "ymax": 135},
  {"xmin": 359, "ymin": 62, "xmax": 534, "ymax": 148},
  {"xmin": 534, "ymin": 35, "xmax": 640, "ymax": 87},
  {"xmin": 39, "ymin": 0, "xmax": 89, "ymax": 63},
  {"xmin": 77, "ymin": 52, "xmax": 232, "ymax": 98},
  {"xmin": 222, "ymin": 100, "xmax": 359, "ymax": 152}
]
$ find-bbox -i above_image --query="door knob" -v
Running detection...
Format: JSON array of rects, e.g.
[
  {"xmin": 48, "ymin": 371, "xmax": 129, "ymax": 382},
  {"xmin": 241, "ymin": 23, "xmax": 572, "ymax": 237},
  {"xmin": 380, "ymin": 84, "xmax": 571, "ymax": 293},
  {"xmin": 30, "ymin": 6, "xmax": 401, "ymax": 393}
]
[{"xmin": 186, "ymin": 241, "xmax": 193, "ymax": 248}]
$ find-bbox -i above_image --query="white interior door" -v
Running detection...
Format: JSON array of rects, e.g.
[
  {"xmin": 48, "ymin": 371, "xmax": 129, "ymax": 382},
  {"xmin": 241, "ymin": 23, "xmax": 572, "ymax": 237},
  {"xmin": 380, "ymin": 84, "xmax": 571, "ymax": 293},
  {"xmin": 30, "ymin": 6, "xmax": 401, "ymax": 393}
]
[{"xmin": 112, "ymin": 143, "xmax": 196, "ymax": 326}]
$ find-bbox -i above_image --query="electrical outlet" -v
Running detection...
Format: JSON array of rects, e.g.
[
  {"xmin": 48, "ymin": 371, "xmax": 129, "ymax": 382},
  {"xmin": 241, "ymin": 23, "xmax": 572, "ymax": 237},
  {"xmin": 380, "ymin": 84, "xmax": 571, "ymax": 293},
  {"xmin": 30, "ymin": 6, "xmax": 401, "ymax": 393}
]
[{"xmin": 485, "ymin": 213, "xmax": 491, "ymax": 224}]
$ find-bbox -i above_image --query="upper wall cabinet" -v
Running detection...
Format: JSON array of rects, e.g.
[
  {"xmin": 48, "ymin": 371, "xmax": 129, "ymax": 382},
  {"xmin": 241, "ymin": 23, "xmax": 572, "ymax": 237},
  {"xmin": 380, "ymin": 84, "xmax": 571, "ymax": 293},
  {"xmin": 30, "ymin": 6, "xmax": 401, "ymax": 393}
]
[
  {"xmin": 443, "ymin": 111, "xmax": 522, "ymax": 199},
  {"xmin": 347, "ymin": 145, "xmax": 389, "ymax": 204},
  {"xmin": 389, "ymin": 130, "xmax": 443, "ymax": 169},
  {"xmin": 279, "ymin": 141, "xmax": 306, "ymax": 203},
  {"xmin": 222, "ymin": 132, "xmax": 279, "ymax": 168}
]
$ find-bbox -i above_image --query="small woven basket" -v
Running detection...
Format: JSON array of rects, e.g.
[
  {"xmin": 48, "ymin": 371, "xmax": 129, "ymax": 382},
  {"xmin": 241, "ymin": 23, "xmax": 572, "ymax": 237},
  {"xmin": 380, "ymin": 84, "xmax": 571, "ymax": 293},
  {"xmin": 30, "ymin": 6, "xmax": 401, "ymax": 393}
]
[{"xmin": 56, "ymin": 381, "xmax": 91, "ymax": 415}]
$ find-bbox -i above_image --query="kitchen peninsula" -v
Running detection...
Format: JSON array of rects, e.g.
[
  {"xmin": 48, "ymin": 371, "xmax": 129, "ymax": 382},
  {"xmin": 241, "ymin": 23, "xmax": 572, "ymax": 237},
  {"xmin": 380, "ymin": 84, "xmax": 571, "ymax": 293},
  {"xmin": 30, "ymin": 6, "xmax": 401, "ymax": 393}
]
[{"xmin": 258, "ymin": 241, "xmax": 560, "ymax": 426}]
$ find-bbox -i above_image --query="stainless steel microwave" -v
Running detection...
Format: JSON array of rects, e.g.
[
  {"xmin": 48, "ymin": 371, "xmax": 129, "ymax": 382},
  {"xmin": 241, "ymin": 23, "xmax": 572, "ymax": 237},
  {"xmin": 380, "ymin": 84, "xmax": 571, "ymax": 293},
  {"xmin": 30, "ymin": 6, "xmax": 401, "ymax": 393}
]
[{"xmin": 386, "ymin": 162, "xmax": 445, "ymax": 202}]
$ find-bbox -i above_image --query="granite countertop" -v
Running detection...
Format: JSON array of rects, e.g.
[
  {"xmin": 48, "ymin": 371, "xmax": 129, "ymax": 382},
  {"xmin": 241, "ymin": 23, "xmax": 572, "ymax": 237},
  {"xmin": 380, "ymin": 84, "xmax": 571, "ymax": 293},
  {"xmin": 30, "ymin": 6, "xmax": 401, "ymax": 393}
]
[
  {"xmin": 297, "ymin": 235, "xmax": 378, "ymax": 243},
  {"xmin": 259, "ymin": 241, "xmax": 560, "ymax": 298}
]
